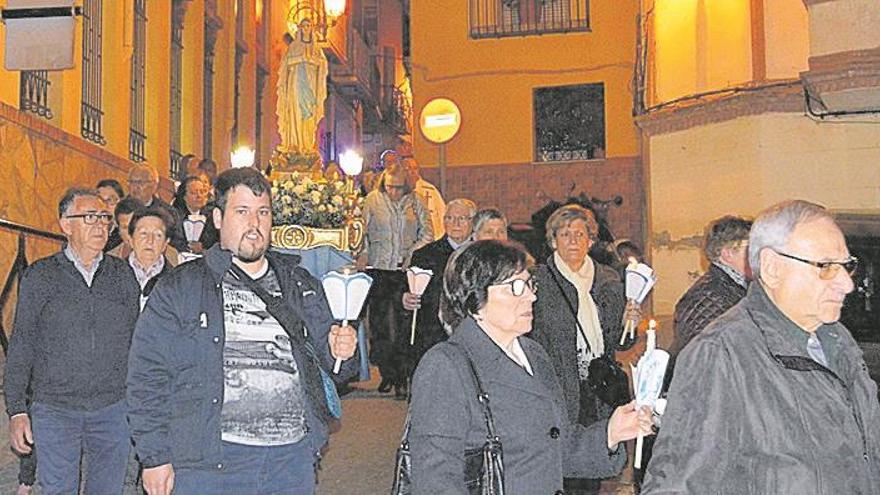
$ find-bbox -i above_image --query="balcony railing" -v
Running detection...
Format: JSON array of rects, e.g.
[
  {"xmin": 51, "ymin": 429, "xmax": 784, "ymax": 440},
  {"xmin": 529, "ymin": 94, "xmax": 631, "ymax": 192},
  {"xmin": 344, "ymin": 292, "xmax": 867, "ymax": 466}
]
[
  {"xmin": 20, "ymin": 71, "xmax": 53, "ymax": 119},
  {"xmin": 0, "ymin": 218, "xmax": 65, "ymax": 355},
  {"xmin": 469, "ymin": 0, "xmax": 590, "ymax": 39},
  {"xmin": 383, "ymin": 87, "xmax": 412, "ymax": 135},
  {"xmin": 331, "ymin": 30, "xmax": 379, "ymax": 103}
]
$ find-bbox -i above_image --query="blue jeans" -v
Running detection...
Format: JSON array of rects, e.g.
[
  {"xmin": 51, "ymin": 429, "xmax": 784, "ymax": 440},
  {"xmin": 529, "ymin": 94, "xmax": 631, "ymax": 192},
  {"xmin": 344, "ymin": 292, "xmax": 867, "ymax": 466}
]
[
  {"xmin": 173, "ymin": 441, "xmax": 317, "ymax": 494},
  {"xmin": 30, "ymin": 399, "xmax": 130, "ymax": 495}
]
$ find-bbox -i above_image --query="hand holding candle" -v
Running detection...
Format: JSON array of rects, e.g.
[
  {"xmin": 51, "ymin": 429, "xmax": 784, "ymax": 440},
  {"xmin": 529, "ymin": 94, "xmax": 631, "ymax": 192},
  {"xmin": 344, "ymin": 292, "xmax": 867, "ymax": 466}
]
[
  {"xmin": 406, "ymin": 267, "xmax": 433, "ymax": 345},
  {"xmin": 322, "ymin": 269, "xmax": 373, "ymax": 373},
  {"xmin": 631, "ymin": 319, "xmax": 669, "ymax": 468},
  {"xmin": 621, "ymin": 258, "xmax": 657, "ymax": 345}
]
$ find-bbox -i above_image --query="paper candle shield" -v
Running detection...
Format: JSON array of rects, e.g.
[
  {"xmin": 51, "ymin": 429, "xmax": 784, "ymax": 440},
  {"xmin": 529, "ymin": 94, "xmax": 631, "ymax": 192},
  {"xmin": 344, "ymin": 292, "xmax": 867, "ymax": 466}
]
[
  {"xmin": 321, "ymin": 271, "xmax": 374, "ymax": 322},
  {"xmin": 407, "ymin": 267, "xmax": 433, "ymax": 295},
  {"xmin": 625, "ymin": 262, "xmax": 657, "ymax": 304}
]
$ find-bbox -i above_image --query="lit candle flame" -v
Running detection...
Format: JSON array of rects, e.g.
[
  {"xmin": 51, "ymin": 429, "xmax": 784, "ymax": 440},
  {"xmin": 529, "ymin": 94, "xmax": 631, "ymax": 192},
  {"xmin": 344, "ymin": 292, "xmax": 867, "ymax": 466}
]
[{"xmin": 649, "ymin": 319, "xmax": 657, "ymax": 331}]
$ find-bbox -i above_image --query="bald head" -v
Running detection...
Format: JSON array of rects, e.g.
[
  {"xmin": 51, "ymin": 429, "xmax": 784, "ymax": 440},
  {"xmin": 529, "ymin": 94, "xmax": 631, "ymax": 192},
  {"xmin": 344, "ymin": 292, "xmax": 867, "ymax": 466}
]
[{"xmin": 128, "ymin": 164, "xmax": 159, "ymax": 205}]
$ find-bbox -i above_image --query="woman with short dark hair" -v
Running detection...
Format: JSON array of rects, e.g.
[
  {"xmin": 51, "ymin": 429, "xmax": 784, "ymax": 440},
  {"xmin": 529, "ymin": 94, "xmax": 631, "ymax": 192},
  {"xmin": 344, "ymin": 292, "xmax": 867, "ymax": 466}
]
[{"xmin": 409, "ymin": 240, "xmax": 651, "ymax": 493}]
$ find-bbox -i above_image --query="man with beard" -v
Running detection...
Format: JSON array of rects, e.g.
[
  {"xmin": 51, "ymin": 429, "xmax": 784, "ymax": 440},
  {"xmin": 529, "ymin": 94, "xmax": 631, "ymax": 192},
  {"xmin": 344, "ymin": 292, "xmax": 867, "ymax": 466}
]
[{"xmin": 127, "ymin": 168, "xmax": 358, "ymax": 495}]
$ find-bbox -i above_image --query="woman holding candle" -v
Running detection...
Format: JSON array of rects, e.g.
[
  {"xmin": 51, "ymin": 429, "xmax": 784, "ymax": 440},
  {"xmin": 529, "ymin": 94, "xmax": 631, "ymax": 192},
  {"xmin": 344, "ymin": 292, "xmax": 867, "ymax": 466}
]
[
  {"xmin": 408, "ymin": 240, "xmax": 652, "ymax": 493},
  {"xmin": 530, "ymin": 204, "xmax": 634, "ymax": 494}
]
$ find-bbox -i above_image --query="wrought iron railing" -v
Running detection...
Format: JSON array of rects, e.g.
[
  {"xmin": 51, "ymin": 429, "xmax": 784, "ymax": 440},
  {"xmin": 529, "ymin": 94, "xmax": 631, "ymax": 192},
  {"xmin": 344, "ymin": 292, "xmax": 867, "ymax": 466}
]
[
  {"xmin": 384, "ymin": 87, "xmax": 412, "ymax": 135},
  {"xmin": 129, "ymin": 0, "xmax": 147, "ymax": 162},
  {"xmin": 19, "ymin": 71, "xmax": 53, "ymax": 119},
  {"xmin": 469, "ymin": 0, "xmax": 590, "ymax": 39},
  {"xmin": 81, "ymin": 0, "xmax": 105, "ymax": 145},
  {"xmin": 170, "ymin": 22, "xmax": 184, "ymax": 179},
  {"xmin": 0, "ymin": 219, "xmax": 65, "ymax": 355}
]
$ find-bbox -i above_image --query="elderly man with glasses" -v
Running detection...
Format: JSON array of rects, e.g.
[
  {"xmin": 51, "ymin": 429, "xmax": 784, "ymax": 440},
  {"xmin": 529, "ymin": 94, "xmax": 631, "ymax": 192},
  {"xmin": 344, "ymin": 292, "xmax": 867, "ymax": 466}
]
[
  {"xmin": 644, "ymin": 200, "xmax": 880, "ymax": 494},
  {"xmin": 402, "ymin": 198, "xmax": 477, "ymax": 395},
  {"xmin": 5, "ymin": 188, "xmax": 141, "ymax": 494}
]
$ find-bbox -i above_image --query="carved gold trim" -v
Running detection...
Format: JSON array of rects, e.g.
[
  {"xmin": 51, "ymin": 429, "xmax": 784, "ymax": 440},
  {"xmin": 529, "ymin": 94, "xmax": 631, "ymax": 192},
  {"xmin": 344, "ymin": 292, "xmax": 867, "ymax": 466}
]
[{"xmin": 271, "ymin": 218, "xmax": 365, "ymax": 253}]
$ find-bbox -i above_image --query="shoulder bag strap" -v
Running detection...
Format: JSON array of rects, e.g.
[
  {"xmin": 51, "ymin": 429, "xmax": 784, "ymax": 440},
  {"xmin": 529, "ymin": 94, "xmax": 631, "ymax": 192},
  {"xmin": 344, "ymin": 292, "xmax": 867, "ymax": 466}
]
[
  {"xmin": 546, "ymin": 265, "xmax": 594, "ymax": 356},
  {"xmin": 448, "ymin": 341, "xmax": 500, "ymax": 441},
  {"xmin": 227, "ymin": 263, "xmax": 325, "ymax": 368}
]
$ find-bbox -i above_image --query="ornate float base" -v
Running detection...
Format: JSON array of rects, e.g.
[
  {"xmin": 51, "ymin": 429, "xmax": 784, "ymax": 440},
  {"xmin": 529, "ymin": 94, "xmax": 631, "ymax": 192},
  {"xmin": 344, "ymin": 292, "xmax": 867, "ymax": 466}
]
[{"xmin": 271, "ymin": 219, "xmax": 364, "ymax": 254}]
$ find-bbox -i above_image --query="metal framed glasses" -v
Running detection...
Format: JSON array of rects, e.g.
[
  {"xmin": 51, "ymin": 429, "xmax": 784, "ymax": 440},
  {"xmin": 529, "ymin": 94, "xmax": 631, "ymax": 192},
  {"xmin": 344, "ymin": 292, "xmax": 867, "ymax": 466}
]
[
  {"xmin": 64, "ymin": 213, "xmax": 114, "ymax": 225},
  {"xmin": 774, "ymin": 251, "xmax": 859, "ymax": 280},
  {"xmin": 492, "ymin": 276, "xmax": 536, "ymax": 296}
]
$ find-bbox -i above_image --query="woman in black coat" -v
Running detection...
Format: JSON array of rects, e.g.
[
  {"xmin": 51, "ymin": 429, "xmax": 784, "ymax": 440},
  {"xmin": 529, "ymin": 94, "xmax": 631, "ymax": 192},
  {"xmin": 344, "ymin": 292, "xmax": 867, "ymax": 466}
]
[
  {"xmin": 531, "ymin": 204, "xmax": 633, "ymax": 494},
  {"xmin": 409, "ymin": 240, "xmax": 651, "ymax": 494}
]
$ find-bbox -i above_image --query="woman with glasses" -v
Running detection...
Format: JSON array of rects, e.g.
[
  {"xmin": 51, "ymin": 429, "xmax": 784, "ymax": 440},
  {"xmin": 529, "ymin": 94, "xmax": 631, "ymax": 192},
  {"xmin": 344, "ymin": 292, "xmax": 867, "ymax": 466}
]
[
  {"xmin": 408, "ymin": 240, "xmax": 651, "ymax": 493},
  {"xmin": 530, "ymin": 204, "xmax": 635, "ymax": 494}
]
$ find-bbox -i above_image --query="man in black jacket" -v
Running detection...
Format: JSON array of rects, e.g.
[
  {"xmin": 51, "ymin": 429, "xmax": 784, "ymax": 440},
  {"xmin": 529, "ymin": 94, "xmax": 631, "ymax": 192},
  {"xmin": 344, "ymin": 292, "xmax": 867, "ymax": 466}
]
[
  {"xmin": 127, "ymin": 168, "xmax": 358, "ymax": 495},
  {"xmin": 672, "ymin": 215, "xmax": 752, "ymax": 357},
  {"xmin": 5, "ymin": 188, "xmax": 141, "ymax": 494},
  {"xmin": 401, "ymin": 198, "xmax": 476, "ymax": 392}
]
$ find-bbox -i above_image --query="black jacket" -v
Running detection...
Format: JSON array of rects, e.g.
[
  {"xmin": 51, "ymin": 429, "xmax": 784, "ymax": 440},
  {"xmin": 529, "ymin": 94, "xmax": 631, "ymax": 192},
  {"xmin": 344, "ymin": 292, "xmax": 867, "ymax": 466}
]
[
  {"xmin": 172, "ymin": 201, "xmax": 219, "ymax": 252},
  {"xmin": 672, "ymin": 263, "xmax": 746, "ymax": 357},
  {"xmin": 531, "ymin": 256, "xmax": 628, "ymax": 425},
  {"xmin": 409, "ymin": 236, "xmax": 456, "ymax": 356},
  {"xmin": 127, "ymin": 246, "xmax": 357, "ymax": 470},
  {"xmin": 5, "ymin": 252, "xmax": 140, "ymax": 415}
]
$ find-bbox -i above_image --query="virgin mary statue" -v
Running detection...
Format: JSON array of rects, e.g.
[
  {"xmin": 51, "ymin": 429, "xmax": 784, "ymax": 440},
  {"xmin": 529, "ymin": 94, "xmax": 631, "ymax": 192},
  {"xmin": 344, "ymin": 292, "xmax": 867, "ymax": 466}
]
[{"xmin": 276, "ymin": 19, "xmax": 328, "ymax": 155}]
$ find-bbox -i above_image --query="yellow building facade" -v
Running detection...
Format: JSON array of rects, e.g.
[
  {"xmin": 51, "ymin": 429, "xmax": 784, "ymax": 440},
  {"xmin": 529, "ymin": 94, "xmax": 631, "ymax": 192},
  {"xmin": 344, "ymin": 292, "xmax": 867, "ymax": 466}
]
[
  {"xmin": 637, "ymin": 0, "xmax": 880, "ymax": 325},
  {"xmin": 410, "ymin": 0, "xmax": 644, "ymax": 239},
  {"xmin": 0, "ymin": 0, "xmax": 410, "ymax": 332}
]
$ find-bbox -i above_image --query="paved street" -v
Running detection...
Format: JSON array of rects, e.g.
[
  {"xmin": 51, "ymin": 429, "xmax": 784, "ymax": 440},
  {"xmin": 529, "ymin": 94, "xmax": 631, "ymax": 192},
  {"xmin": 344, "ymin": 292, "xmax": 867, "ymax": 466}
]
[{"xmin": 0, "ymin": 370, "xmax": 637, "ymax": 494}]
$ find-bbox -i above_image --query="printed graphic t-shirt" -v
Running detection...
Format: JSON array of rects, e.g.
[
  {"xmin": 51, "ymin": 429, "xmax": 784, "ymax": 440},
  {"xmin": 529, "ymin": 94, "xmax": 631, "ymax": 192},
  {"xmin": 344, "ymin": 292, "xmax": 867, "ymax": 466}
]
[{"xmin": 220, "ymin": 266, "xmax": 308, "ymax": 446}]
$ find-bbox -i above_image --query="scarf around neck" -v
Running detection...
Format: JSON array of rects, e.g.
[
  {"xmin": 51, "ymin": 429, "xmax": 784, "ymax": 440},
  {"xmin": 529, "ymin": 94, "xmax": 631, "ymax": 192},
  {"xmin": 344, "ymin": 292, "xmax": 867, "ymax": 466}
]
[{"xmin": 554, "ymin": 251, "xmax": 604, "ymax": 380}]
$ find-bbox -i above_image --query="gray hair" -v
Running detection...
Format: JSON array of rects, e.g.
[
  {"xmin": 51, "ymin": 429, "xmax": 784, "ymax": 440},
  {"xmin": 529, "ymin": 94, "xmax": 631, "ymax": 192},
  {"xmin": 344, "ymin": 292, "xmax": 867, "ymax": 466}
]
[
  {"xmin": 545, "ymin": 204, "xmax": 598, "ymax": 247},
  {"xmin": 58, "ymin": 188, "xmax": 101, "ymax": 218},
  {"xmin": 748, "ymin": 200, "xmax": 834, "ymax": 279},
  {"xmin": 446, "ymin": 198, "xmax": 477, "ymax": 218},
  {"xmin": 472, "ymin": 208, "xmax": 508, "ymax": 234}
]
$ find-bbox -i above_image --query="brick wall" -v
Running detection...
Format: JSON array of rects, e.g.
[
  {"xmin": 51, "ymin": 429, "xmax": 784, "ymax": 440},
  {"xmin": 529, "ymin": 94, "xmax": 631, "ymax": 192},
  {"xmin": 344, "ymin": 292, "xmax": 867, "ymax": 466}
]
[{"xmin": 420, "ymin": 156, "xmax": 645, "ymax": 245}]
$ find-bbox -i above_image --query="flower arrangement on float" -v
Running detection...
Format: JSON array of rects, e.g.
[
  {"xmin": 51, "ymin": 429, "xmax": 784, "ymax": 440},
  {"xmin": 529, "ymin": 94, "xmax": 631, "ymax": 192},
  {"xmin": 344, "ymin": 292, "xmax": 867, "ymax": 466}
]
[{"xmin": 269, "ymin": 164, "xmax": 366, "ymax": 253}]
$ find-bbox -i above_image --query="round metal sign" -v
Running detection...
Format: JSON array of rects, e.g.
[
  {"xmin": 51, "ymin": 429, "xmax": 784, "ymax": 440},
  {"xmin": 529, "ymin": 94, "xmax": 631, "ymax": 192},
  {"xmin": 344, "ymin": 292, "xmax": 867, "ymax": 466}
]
[{"xmin": 419, "ymin": 98, "xmax": 462, "ymax": 144}]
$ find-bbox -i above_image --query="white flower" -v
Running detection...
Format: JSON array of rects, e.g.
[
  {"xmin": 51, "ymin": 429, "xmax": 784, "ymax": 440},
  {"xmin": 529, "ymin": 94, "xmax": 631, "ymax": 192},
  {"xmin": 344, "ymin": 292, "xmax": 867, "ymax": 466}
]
[
  {"xmin": 332, "ymin": 195, "xmax": 344, "ymax": 206},
  {"xmin": 293, "ymin": 185, "xmax": 307, "ymax": 196},
  {"xmin": 310, "ymin": 191, "xmax": 322, "ymax": 204},
  {"xmin": 318, "ymin": 205, "xmax": 327, "ymax": 212}
]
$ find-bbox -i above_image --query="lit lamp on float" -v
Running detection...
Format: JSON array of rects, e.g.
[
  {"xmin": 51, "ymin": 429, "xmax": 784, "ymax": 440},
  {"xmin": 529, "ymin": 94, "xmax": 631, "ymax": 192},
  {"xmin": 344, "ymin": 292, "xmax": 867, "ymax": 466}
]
[
  {"xmin": 338, "ymin": 150, "xmax": 364, "ymax": 195},
  {"xmin": 230, "ymin": 146, "xmax": 256, "ymax": 169}
]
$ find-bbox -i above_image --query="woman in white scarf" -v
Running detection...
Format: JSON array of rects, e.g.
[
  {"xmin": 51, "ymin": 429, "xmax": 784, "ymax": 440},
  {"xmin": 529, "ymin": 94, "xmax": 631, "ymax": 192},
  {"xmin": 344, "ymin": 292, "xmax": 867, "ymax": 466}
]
[{"xmin": 531, "ymin": 204, "xmax": 630, "ymax": 495}]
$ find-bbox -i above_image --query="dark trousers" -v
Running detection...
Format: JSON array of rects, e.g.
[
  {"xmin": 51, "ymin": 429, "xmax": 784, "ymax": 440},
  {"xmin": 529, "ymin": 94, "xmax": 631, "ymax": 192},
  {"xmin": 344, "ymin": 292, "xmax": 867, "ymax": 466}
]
[
  {"xmin": 365, "ymin": 269, "xmax": 411, "ymax": 386},
  {"xmin": 173, "ymin": 440, "xmax": 316, "ymax": 494},
  {"xmin": 31, "ymin": 399, "xmax": 130, "ymax": 495}
]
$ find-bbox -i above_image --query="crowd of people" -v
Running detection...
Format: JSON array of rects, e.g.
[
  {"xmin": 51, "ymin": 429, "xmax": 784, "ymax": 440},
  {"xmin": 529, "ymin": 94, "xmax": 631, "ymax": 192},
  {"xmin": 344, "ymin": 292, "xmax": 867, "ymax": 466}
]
[{"xmin": 3, "ymin": 152, "xmax": 879, "ymax": 494}]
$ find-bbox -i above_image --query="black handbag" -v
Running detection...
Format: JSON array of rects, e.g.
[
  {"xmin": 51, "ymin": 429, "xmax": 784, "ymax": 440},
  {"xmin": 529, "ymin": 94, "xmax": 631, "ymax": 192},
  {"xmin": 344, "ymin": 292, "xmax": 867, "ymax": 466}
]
[
  {"xmin": 547, "ymin": 267, "xmax": 631, "ymax": 408},
  {"xmin": 391, "ymin": 343, "xmax": 505, "ymax": 495}
]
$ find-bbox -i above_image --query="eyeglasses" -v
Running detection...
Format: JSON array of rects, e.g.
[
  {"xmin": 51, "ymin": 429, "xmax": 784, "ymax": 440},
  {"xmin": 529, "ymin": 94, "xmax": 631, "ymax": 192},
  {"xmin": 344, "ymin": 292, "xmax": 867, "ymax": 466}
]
[
  {"xmin": 774, "ymin": 250, "xmax": 859, "ymax": 280},
  {"xmin": 492, "ymin": 276, "xmax": 536, "ymax": 297},
  {"xmin": 64, "ymin": 213, "xmax": 113, "ymax": 225},
  {"xmin": 444, "ymin": 215, "xmax": 472, "ymax": 225}
]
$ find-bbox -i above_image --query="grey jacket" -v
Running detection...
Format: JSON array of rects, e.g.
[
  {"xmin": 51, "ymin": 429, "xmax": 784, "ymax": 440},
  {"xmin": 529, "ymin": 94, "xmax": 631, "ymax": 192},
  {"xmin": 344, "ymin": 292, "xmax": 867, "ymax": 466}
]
[
  {"xmin": 644, "ymin": 284, "xmax": 880, "ymax": 494},
  {"xmin": 409, "ymin": 318, "xmax": 625, "ymax": 494},
  {"xmin": 362, "ymin": 190, "xmax": 433, "ymax": 269}
]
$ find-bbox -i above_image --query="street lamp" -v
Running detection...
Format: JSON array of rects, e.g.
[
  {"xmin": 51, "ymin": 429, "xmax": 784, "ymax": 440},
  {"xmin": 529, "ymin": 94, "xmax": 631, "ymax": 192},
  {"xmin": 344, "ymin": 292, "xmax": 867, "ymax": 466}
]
[
  {"xmin": 230, "ymin": 146, "xmax": 255, "ymax": 168},
  {"xmin": 287, "ymin": 0, "xmax": 346, "ymax": 42}
]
